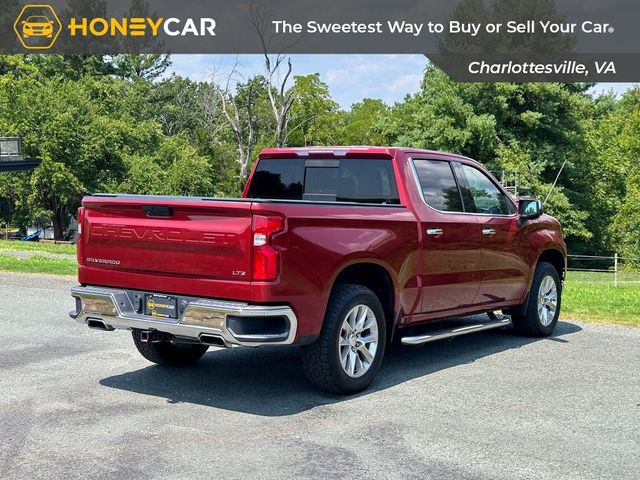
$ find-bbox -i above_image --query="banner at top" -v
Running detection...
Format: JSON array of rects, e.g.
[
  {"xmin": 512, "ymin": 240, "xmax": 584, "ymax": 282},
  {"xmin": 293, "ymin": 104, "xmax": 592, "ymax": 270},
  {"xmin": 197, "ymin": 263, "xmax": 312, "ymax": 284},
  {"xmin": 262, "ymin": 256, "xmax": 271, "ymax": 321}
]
[{"xmin": 1, "ymin": 0, "xmax": 639, "ymax": 82}]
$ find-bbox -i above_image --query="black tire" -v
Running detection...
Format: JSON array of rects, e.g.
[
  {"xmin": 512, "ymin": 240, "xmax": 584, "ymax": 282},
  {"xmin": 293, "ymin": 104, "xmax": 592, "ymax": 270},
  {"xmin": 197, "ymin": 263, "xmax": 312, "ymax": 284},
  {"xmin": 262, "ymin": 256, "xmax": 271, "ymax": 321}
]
[
  {"xmin": 510, "ymin": 262, "xmax": 562, "ymax": 337},
  {"xmin": 301, "ymin": 284, "xmax": 386, "ymax": 394},
  {"xmin": 132, "ymin": 330, "xmax": 208, "ymax": 366}
]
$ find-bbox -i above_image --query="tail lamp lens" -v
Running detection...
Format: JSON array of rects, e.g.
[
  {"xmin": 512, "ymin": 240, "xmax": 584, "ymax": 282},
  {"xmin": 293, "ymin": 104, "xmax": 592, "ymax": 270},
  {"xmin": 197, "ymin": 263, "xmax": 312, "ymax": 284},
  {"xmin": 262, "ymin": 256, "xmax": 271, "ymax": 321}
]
[
  {"xmin": 252, "ymin": 215, "xmax": 284, "ymax": 281},
  {"xmin": 76, "ymin": 207, "xmax": 85, "ymax": 266}
]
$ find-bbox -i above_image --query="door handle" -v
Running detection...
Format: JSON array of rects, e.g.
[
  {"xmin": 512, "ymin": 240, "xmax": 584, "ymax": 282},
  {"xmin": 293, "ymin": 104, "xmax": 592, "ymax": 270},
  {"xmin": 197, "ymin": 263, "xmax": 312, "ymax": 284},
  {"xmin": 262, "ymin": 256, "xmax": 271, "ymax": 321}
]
[
  {"xmin": 482, "ymin": 228, "xmax": 496, "ymax": 236},
  {"xmin": 426, "ymin": 228, "xmax": 444, "ymax": 235}
]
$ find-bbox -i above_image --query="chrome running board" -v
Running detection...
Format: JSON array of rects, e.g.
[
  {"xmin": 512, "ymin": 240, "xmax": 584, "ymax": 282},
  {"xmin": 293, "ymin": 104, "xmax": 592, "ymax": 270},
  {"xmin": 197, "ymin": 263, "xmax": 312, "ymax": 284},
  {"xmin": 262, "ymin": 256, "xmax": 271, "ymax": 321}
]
[{"xmin": 401, "ymin": 317, "xmax": 511, "ymax": 346}]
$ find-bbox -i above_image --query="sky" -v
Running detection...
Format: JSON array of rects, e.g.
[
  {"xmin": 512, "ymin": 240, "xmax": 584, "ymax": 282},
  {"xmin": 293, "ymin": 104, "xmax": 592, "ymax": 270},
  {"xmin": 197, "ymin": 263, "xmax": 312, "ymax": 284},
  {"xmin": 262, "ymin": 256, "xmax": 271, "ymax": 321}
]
[{"xmin": 166, "ymin": 54, "xmax": 636, "ymax": 109}]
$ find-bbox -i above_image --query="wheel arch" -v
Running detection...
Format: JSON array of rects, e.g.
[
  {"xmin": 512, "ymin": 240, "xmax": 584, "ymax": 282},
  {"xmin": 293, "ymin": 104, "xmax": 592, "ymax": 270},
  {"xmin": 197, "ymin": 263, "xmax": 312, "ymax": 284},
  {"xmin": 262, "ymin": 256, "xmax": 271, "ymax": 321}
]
[
  {"xmin": 510, "ymin": 247, "xmax": 566, "ymax": 318},
  {"xmin": 536, "ymin": 248, "xmax": 567, "ymax": 282},
  {"xmin": 328, "ymin": 261, "xmax": 398, "ymax": 342}
]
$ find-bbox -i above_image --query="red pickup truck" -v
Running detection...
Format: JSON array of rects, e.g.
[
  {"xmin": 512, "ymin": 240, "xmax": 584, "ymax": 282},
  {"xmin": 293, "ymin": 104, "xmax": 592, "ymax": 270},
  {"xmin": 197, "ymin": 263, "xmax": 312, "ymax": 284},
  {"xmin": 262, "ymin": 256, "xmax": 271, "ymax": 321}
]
[{"xmin": 70, "ymin": 147, "xmax": 566, "ymax": 393}]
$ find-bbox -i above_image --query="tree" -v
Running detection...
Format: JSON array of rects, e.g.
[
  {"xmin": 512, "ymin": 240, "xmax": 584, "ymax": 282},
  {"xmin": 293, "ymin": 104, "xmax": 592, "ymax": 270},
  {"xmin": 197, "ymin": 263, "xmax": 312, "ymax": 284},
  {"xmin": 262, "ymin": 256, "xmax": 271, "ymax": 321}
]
[
  {"xmin": 28, "ymin": 160, "xmax": 84, "ymax": 239},
  {"xmin": 28, "ymin": 55, "xmax": 116, "ymax": 80},
  {"xmin": 0, "ymin": 55, "xmax": 37, "ymax": 76},
  {"xmin": 113, "ymin": 55, "xmax": 171, "ymax": 81},
  {"xmin": 0, "ymin": 64, "xmax": 163, "ymax": 238},
  {"xmin": 116, "ymin": 136, "xmax": 215, "ymax": 197},
  {"xmin": 590, "ymin": 87, "xmax": 640, "ymax": 260},
  {"xmin": 342, "ymin": 98, "xmax": 388, "ymax": 146},
  {"xmin": 249, "ymin": 1, "xmax": 295, "ymax": 146},
  {"xmin": 113, "ymin": 1, "xmax": 171, "ymax": 79},
  {"xmin": 210, "ymin": 66, "xmax": 258, "ymax": 181},
  {"xmin": 288, "ymin": 74, "xmax": 341, "ymax": 146},
  {"xmin": 610, "ymin": 173, "xmax": 640, "ymax": 263}
]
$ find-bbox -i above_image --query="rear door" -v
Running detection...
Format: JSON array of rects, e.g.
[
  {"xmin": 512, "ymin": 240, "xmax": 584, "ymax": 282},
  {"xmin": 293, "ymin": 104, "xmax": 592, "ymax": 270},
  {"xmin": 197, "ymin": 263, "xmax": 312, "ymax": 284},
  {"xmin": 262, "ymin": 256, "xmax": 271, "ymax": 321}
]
[
  {"xmin": 410, "ymin": 158, "xmax": 483, "ymax": 314},
  {"xmin": 82, "ymin": 196, "xmax": 253, "ymax": 281},
  {"xmin": 456, "ymin": 163, "xmax": 529, "ymax": 304}
]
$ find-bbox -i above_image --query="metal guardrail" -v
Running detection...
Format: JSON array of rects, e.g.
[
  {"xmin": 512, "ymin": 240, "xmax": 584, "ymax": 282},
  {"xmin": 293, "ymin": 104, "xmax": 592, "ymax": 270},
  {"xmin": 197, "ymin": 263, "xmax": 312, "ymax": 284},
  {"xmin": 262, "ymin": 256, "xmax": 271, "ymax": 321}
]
[{"xmin": 567, "ymin": 253, "xmax": 640, "ymax": 287}]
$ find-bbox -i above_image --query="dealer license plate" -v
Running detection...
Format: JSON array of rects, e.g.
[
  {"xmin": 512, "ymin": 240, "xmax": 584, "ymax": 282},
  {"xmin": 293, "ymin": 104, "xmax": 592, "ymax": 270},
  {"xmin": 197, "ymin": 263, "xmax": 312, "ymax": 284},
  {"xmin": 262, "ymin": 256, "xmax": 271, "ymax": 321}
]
[{"xmin": 144, "ymin": 294, "xmax": 178, "ymax": 319}]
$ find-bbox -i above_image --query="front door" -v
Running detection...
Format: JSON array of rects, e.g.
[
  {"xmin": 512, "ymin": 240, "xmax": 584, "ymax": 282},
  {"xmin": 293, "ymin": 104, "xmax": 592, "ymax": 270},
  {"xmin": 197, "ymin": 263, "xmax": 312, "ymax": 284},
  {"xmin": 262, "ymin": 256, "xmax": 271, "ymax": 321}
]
[{"xmin": 457, "ymin": 163, "xmax": 529, "ymax": 305}]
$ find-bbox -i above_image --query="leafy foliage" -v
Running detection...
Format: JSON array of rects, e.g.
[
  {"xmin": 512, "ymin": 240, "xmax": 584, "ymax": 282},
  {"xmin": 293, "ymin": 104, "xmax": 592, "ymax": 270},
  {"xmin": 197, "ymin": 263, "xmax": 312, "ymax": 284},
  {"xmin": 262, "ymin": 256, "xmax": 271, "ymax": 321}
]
[
  {"xmin": 0, "ymin": 54, "xmax": 637, "ymax": 257},
  {"xmin": 288, "ymin": 74, "xmax": 341, "ymax": 146}
]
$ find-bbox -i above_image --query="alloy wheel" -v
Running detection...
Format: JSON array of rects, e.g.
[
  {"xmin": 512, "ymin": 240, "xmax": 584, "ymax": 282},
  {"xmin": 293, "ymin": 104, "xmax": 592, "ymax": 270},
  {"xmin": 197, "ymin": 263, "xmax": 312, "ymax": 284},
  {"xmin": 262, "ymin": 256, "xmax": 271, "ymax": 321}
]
[
  {"xmin": 537, "ymin": 275, "xmax": 558, "ymax": 326},
  {"xmin": 338, "ymin": 304, "xmax": 379, "ymax": 378}
]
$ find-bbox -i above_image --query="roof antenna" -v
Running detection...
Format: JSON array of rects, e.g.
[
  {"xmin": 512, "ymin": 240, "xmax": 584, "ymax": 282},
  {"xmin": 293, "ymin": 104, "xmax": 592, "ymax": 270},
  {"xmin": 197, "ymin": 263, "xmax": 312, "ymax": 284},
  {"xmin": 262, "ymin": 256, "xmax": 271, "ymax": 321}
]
[{"xmin": 543, "ymin": 158, "xmax": 569, "ymax": 207}]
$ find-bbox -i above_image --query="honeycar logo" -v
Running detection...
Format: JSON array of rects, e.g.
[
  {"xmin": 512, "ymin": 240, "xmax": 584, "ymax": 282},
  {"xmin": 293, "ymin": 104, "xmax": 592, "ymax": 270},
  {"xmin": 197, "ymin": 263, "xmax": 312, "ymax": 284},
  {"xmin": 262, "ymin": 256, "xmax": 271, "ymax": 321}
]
[
  {"xmin": 13, "ymin": 4, "xmax": 216, "ymax": 50},
  {"xmin": 14, "ymin": 4, "xmax": 62, "ymax": 50},
  {"xmin": 147, "ymin": 299, "xmax": 173, "ymax": 310},
  {"xmin": 67, "ymin": 15, "xmax": 216, "ymax": 38}
]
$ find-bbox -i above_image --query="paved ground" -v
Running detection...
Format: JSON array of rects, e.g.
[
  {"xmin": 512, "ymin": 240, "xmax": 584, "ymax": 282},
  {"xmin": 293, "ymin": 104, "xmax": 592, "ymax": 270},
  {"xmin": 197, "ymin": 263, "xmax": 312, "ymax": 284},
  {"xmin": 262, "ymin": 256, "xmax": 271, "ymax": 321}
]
[{"xmin": 0, "ymin": 271, "xmax": 638, "ymax": 480}]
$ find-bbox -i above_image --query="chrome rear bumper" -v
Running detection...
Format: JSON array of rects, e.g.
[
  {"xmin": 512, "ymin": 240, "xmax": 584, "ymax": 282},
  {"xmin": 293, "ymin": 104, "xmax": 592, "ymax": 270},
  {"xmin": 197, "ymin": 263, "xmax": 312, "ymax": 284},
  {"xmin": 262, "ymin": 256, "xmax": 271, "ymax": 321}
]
[{"xmin": 69, "ymin": 285, "xmax": 297, "ymax": 347}]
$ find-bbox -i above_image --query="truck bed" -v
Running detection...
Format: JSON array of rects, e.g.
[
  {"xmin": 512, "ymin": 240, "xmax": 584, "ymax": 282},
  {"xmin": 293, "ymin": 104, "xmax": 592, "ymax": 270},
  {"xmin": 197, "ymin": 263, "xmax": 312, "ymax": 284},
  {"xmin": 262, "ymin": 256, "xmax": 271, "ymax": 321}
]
[{"xmin": 78, "ymin": 194, "xmax": 420, "ymax": 340}]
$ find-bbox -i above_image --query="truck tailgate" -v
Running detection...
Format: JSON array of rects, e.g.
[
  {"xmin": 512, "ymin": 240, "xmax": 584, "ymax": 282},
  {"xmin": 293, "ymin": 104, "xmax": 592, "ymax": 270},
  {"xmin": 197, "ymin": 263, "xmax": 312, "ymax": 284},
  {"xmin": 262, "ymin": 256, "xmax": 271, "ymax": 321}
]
[{"xmin": 81, "ymin": 196, "xmax": 252, "ymax": 281}]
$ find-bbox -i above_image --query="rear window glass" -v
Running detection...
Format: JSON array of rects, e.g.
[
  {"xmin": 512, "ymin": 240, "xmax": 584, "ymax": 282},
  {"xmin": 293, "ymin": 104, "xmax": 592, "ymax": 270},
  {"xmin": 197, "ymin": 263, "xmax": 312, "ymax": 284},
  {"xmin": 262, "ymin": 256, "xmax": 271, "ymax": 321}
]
[
  {"xmin": 247, "ymin": 158, "xmax": 400, "ymax": 204},
  {"xmin": 305, "ymin": 167, "xmax": 338, "ymax": 198},
  {"xmin": 246, "ymin": 159, "xmax": 304, "ymax": 200}
]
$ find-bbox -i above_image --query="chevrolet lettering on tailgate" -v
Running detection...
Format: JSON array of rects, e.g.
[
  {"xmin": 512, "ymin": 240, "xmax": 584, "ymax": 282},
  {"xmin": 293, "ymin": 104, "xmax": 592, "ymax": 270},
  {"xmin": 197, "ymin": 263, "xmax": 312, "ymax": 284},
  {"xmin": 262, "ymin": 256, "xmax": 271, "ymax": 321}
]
[{"xmin": 90, "ymin": 224, "xmax": 235, "ymax": 245}]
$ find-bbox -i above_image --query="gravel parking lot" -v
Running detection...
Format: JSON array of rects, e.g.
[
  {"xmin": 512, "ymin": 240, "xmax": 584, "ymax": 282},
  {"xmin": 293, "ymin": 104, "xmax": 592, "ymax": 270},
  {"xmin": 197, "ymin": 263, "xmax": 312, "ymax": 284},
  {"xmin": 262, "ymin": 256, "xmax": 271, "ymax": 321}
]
[{"xmin": 1, "ymin": 271, "xmax": 638, "ymax": 480}]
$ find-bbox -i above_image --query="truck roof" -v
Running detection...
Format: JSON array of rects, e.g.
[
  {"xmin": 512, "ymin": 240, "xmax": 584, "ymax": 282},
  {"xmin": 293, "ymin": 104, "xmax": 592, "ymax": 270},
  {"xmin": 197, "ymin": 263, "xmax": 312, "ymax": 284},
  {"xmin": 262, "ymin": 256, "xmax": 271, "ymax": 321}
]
[{"xmin": 259, "ymin": 146, "xmax": 475, "ymax": 163}]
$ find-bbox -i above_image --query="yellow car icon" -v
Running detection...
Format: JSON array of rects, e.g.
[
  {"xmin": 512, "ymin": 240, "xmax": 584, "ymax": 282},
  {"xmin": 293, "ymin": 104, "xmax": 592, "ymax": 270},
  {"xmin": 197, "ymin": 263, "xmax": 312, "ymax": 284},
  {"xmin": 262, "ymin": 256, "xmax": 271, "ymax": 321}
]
[{"xmin": 21, "ymin": 16, "xmax": 54, "ymax": 38}]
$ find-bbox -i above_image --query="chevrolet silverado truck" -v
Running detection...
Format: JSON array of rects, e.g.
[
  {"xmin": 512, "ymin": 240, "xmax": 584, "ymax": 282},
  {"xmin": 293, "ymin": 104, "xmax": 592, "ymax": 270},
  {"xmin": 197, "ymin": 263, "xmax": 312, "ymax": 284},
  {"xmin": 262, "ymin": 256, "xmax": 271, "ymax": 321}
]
[{"xmin": 70, "ymin": 147, "xmax": 566, "ymax": 394}]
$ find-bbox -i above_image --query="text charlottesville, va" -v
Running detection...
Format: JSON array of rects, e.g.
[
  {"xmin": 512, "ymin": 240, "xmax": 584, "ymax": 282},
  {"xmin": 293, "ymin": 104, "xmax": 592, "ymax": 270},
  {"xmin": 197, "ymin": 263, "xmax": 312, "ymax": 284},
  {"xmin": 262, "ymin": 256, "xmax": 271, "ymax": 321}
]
[{"xmin": 468, "ymin": 61, "xmax": 616, "ymax": 76}]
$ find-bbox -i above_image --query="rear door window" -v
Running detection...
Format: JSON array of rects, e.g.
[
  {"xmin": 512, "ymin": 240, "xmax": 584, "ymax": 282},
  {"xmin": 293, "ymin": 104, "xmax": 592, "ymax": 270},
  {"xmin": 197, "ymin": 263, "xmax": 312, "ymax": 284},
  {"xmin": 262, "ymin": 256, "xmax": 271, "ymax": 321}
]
[
  {"xmin": 412, "ymin": 159, "xmax": 465, "ymax": 212},
  {"xmin": 247, "ymin": 158, "xmax": 400, "ymax": 205}
]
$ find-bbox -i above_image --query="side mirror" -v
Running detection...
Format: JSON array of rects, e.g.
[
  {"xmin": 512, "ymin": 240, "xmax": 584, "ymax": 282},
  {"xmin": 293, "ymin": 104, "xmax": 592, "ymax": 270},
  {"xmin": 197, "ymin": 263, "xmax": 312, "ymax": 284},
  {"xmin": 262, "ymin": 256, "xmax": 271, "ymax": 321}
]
[{"xmin": 518, "ymin": 198, "xmax": 543, "ymax": 220}]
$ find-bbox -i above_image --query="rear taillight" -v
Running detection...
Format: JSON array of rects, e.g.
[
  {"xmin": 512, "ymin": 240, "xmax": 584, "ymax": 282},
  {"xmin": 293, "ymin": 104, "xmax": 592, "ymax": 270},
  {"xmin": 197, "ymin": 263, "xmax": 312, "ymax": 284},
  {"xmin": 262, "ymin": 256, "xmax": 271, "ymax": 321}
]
[
  {"xmin": 76, "ymin": 207, "xmax": 85, "ymax": 266},
  {"xmin": 251, "ymin": 215, "xmax": 284, "ymax": 281}
]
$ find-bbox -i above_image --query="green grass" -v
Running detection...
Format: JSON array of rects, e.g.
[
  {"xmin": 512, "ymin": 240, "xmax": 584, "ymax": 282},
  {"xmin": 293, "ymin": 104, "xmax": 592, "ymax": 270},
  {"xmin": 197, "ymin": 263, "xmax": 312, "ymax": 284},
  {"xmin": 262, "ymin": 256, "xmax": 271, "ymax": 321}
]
[
  {"xmin": 565, "ymin": 270, "xmax": 640, "ymax": 284},
  {"xmin": 0, "ymin": 253, "xmax": 77, "ymax": 276},
  {"xmin": 562, "ymin": 271, "xmax": 640, "ymax": 327},
  {"xmin": 0, "ymin": 239, "xmax": 76, "ymax": 255}
]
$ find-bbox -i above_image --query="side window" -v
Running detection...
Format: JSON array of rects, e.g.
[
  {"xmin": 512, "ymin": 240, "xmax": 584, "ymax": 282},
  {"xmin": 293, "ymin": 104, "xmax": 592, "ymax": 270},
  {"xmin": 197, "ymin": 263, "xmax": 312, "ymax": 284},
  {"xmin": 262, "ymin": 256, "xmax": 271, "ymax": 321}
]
[
  {"xmin": 413, "ymin": 159, "xmax": 464, "ymax": 212},
  {"xmin": 459, "ymin": 164, "xmax": 512, "ymax": 215}
]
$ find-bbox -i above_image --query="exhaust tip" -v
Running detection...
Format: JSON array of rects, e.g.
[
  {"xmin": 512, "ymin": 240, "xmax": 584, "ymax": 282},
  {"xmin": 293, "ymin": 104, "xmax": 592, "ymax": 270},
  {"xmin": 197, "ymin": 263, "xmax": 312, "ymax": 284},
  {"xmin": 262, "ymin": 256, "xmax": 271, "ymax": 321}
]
[
  {"xmin": 87, "ymin": 318, "xmax": 113, "ymax": 331},
  {"xmin": 199, "ymin": 334, "xmax": 227, "ymax": 347}
]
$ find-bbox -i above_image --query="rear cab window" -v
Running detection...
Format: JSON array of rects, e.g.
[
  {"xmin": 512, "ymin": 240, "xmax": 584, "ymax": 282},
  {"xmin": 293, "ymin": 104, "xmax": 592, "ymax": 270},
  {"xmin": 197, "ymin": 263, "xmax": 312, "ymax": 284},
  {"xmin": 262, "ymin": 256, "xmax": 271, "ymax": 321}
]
[{"xmin": 247, "ymin": 158, "xmax": 401, "ymax": 205}]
